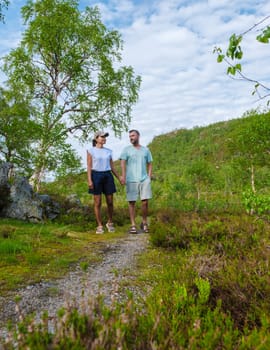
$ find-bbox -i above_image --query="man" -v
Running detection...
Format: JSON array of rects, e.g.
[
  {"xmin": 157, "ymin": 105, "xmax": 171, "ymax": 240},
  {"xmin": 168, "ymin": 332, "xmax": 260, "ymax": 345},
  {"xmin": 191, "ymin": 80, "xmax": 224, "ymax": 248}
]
[{"xmin": 120, "ymin": 129, "xmax": 153, "ymax": 234}]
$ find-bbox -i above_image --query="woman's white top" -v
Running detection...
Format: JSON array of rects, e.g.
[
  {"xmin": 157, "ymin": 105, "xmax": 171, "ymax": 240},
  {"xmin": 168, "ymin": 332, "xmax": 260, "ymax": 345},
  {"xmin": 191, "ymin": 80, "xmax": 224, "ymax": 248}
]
[{"xmin": 88, "ymin": 147, "xmax": 112, "ymax": 171}]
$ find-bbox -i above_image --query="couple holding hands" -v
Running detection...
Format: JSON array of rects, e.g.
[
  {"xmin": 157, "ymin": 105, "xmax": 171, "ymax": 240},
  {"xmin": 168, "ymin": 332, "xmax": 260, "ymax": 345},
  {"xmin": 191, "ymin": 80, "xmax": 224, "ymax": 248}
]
[{"xmin": 87, "ymin": 129, "xmax": 153, "ymax": 234}]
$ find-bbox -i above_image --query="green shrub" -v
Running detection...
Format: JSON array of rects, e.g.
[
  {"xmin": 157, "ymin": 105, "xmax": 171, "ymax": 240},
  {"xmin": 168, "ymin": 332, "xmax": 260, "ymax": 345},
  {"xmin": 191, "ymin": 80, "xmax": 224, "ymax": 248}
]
[{"xmin": 242, "ymin": 190, "xmax": 270, "ymax": 217}]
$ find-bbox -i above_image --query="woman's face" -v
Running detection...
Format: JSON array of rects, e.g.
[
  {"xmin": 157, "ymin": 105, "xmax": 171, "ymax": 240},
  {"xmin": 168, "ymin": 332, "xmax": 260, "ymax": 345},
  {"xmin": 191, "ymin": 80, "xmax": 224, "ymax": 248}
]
[{"xmin": 96, "ymin": 135, "xmax": 107, "ymax": 145}]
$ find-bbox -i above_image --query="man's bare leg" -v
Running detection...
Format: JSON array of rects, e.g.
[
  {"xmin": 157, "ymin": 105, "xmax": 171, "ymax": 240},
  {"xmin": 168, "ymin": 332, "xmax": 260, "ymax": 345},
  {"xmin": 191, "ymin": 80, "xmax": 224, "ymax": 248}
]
[
  {"xmin": 141, "ymin": 199, "xmax": 148, "ymax": 224},
  {"xmin": 128, "ymin": 201, "xmax": 136, "ymax": 227}
]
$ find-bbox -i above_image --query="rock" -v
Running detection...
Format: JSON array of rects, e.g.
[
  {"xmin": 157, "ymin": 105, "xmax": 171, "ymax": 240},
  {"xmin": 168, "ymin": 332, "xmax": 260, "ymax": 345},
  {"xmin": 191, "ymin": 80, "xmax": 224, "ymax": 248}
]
[
  {"xmin": 0, "ymin": 162, "xmax": 13, "ymax": 210},
  {"xmin": 0, "ymin": 162, "xmax": 60, "ymax": 222},
  {"xmin": 66, "ymin": 194, "xmax": 82, "ymax": 207},
  {"xmin": 39, "ymin": 194, "xmax": 60, "ymax": 220},
  {"xmin": 2, "ymin": 177, "xmax": 43, "ymax": 222}
]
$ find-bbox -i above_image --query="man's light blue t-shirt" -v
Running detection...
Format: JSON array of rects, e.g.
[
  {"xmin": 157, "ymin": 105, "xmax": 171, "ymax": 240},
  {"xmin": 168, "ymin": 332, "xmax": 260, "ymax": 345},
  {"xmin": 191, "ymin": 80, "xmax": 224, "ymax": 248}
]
[{"xmin": 120, "ymin": 146, "xmax": 153, "ymax": 182}]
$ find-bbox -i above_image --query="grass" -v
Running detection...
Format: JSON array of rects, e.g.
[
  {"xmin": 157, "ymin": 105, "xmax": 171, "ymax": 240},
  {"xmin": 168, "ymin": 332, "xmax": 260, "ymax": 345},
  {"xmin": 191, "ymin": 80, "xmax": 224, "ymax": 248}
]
[
  {"xmin": 0, "ymin": 217, "xmax": 127, "ymax": 294},
  {"xmin": 3, "ymin": 208, "xmax": 270, "ymax": 349},
  {"xmin": 2, "ymin": 204, "xmax": 270, "ymax": 348},
  {"xmin": 148, "ymin": 209, "xmax": 270, "ymax": 330}
]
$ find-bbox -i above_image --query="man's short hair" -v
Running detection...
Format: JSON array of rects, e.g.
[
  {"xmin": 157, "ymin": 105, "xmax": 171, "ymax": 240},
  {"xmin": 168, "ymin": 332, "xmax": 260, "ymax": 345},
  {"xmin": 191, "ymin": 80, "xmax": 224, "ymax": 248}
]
[{"xmin": 129, "ymin": 129, "xmax": 140, "ymax": 136}]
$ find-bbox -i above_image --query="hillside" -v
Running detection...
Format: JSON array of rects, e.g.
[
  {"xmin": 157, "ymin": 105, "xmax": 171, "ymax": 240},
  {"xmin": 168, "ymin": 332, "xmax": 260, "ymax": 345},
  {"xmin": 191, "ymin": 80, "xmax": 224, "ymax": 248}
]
[
  {"xmin": 42, "ymin": 109, "xmax": 270, "ymax": 216},
  {"xmin": 148, "ymin": 109, "xmax": 270, "ymax": 211}
]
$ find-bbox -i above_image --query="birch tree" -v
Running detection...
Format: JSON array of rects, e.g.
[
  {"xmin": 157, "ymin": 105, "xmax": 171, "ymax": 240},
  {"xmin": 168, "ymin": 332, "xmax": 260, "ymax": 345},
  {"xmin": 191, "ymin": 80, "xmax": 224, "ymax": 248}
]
[
  {"xmin": 2, "ymin": 0, "xmax": 141, "ymax": 190},
  {"xmin": 0, "ymin": 87, "xmax": 37, "ymax": 175}
]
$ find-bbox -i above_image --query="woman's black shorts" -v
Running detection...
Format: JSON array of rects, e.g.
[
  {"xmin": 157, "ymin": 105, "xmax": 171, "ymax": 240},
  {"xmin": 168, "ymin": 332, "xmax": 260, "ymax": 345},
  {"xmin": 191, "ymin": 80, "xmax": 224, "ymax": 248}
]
[{"xmin": 88, "ymin": 170, "xmax": 116, "ymax": 195}]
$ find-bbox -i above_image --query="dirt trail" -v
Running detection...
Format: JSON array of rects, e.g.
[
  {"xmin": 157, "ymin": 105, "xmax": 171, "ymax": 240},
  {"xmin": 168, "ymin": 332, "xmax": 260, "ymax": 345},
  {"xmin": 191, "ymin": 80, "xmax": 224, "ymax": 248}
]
[{"xmin": 0, "ymin": 233, "xmax": 149, "ymax": 343}]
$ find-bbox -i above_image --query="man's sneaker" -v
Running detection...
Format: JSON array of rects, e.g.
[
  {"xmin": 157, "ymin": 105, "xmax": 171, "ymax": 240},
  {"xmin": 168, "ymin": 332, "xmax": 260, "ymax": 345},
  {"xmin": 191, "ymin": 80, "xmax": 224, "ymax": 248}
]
[
  {"xmin": 106, "ymin": 222, "xmax": 115, "ymax": 232},
  {"xmin": 96, "ymin": 226, "xmax": 104, "ymax": 234}
]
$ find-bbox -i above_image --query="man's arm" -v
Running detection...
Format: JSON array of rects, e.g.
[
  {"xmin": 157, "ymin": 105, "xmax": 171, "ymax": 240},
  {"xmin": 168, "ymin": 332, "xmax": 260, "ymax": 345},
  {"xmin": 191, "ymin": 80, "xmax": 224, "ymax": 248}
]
[
  {"xmin": 147, "ymin": 162, "xmax": 153, "ymax": 179},
  {"xmin": 120, "ymin": 159, "xmax": 126, "ymax": 184}
]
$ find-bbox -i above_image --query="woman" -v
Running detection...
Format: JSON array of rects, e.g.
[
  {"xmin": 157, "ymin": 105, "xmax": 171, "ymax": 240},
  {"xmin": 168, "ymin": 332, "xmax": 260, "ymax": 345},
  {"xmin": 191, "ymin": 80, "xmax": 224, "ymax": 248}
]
[{"xmin": 87, "ymin": 131, "xmax": 121, "ymax": 234}]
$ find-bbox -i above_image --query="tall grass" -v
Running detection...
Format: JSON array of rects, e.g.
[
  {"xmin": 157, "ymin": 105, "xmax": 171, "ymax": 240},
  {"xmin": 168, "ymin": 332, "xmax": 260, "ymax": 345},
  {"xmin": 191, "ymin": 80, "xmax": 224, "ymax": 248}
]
[{"xmin": 0, "ymin": 240, "xmax": 31, "ymax": 255}]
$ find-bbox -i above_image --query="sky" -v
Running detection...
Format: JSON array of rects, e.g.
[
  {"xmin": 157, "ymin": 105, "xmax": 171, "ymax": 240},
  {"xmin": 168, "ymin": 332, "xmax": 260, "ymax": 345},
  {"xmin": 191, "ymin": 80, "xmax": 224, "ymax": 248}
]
[{"xmin": 1, "ymin": 0, "xmax": 270, "ymax": 167}]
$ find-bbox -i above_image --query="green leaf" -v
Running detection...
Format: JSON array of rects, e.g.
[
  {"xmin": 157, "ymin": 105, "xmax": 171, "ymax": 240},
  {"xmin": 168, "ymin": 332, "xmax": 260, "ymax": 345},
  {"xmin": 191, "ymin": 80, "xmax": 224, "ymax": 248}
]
[
  {"xmin": 226, "ymin": 34, "xmax": 242, "ymax": 60},
  {"xmin": 235, "ymin": 63, "xmax": 242, "ymax": 71},
  {"xmin": 217, "ymin": 54, "xmax": 225, "ymax": 63},
  {"xmin": 227, "ymin": 66, "xmax": 236, "ymax": 75},
  {"xmin": 256, "ymin": 26, "xmax": 270, "ymax": 44},
  {"xmin": 256, "ymin": 35, "xmax": 269, "ymax": 43}
]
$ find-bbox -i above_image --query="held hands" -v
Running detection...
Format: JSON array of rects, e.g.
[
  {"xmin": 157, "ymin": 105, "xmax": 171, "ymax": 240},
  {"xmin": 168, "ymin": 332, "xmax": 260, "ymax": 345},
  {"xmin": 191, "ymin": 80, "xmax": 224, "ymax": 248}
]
[{"xmin": 119, "ymin": 176, "xmax": 126, "ymax": 185}]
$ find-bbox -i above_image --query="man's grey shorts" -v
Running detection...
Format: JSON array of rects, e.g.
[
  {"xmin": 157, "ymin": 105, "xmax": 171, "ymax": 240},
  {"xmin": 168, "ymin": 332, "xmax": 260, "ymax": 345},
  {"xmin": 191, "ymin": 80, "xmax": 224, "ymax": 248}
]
[{"xmin": 126, "ymin": 177, "xmax": 152, "ymax": 201}]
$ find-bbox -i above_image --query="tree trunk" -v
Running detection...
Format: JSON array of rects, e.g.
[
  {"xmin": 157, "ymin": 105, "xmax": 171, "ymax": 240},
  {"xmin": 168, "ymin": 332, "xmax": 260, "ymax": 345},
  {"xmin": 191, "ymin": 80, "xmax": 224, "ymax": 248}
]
[
  {"xmin": 29, "ymin": 166, "xmax": 45, "ymax": 192},
  {"xmin": 251, "ymin": 164, "xmax": 256, "ymax": 193}
]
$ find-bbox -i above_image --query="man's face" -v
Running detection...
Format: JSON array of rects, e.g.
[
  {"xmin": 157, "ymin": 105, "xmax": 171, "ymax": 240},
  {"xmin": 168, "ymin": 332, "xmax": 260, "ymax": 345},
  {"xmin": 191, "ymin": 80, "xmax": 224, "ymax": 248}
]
[{"xmin": 129, "ymin": 131, "xmax": 139, "ymax": 145}]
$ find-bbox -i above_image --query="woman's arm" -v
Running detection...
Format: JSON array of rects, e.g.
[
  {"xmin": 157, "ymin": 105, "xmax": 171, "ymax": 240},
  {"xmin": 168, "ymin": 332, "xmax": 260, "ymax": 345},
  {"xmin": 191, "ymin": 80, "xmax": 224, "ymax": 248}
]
[
  {"xmin": 110, "ymin": 159, "xmax": 122, "ymax": 183},
  {"xmin": 87, "ymin": 151, "xmax": 93, "ymax": 189}
]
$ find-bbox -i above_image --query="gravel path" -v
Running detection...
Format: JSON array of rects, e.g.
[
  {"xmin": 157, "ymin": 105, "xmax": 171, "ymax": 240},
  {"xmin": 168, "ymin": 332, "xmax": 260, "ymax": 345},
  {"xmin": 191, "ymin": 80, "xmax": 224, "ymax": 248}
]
[{"xmin": 0, "ymin": 232, "xmax": 149, "ymax": 343}]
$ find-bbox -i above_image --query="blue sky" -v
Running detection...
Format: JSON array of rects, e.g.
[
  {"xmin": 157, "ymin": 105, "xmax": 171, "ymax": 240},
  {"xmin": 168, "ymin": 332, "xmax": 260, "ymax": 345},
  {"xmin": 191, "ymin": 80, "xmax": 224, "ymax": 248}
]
[{"xmin": 1, "ymin": 0, "xmax": 270, "ymax": 165}]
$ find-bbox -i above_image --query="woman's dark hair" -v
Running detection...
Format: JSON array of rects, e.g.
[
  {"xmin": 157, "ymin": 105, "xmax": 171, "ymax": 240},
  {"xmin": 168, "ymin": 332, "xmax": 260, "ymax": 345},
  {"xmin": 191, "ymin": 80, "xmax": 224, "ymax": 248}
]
[{"xmin": 92, "ymin": 139, "xmax": 97, "ymax": 147}]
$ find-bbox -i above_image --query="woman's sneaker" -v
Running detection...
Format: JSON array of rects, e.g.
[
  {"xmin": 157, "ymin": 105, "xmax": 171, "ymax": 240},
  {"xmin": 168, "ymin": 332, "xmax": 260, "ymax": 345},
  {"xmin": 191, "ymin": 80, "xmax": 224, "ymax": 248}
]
[
  {"xmin": 129, "ymin": 226, "xmax": 138, "ymax": 234},
  {"xmin": 106, "ymin": 222, "xmax": 115, "ymax": 232},
  {"xmin": 96, "ymin": 226, "xmax": 104, "ymax": 234}
]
